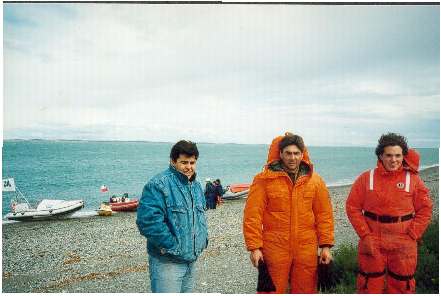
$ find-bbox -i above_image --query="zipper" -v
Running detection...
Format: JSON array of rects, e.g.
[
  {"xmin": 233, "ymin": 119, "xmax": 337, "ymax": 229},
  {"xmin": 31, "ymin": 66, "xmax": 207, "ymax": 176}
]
[
  {"xmin": 283, "ymin": 170, "xmax": 306, "ymax": 259},
  {"xmin": 189, "ymin": 182, "xmax": 196, "ymax": 256}
]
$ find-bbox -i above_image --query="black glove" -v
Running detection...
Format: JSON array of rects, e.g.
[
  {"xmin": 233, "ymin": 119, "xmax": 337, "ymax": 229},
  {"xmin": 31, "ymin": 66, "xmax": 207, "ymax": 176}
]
[
  {"xmin": 317, "ymin": 256, "xmax": 338, "ymax": 292},
  {"xmin": 257, "ymin": 259, "xmax": 276, "ymax": 293}
]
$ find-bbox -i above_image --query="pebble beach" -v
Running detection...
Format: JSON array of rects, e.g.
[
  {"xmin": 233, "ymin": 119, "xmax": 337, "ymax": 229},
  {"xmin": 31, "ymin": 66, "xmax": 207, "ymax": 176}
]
[{"xmin": 2, "ymin": 166, "xmax": 438, "ymax": 293}]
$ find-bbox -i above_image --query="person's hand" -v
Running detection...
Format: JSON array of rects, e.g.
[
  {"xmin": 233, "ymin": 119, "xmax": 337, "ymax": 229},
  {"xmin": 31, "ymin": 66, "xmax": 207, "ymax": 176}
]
[
  {"xmin": 319, "ymin": 247, "xmax": 332, "ymax": 264},
  {"xmin": 250, "ymin": 249, "xmax": 264, "ymax": 268}
]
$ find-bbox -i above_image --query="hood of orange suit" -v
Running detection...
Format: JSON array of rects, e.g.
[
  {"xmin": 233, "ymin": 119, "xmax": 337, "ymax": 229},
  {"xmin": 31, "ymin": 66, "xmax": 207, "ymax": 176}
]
[
  {"xmin": 403, "ymin": 148, "xmax": 420, "ymax": 173},
  {"xmin": 376, "ymin": 148, "xmax": 420, "ymax": 174},
  {"xmin": 265, "ymin": 133, "xmax": 313, "ymax": 173}
]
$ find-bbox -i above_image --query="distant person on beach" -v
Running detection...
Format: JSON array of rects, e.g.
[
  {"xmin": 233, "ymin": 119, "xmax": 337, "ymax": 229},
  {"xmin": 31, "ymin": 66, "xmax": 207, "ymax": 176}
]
[
  {"xmin": 243, "ymin": 132, "xmax": 335, "ymax": 293},
  {"xmin": 136, "ymin": 140, "xmax": 208, "ymax": 293},
  {"xmin": 346, "ymin": 132, "xmax": 433, "ymax": 293},
  {"xmin": 204, "ymin": 178, "xmax": 217, "ymax": 209},
  {"xmin": 213, "ymin": 179, "xmax": 224, "ymax": 206},
  {"xmin": 204, "ymin": 178, "xmax": 211, "ymax": 208}
]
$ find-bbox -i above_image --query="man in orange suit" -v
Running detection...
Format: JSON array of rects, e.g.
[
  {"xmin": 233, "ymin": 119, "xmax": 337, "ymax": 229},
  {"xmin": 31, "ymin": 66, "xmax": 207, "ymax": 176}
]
[{"xmin": 243, "ymin": 132, "xmax": 335, "ymax": 293}]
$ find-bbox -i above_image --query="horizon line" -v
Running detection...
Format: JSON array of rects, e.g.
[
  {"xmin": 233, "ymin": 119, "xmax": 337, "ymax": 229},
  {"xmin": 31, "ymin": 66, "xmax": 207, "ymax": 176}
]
[{"xmin": 2, "ymin": 138, "xmax": 440, "ymax": 149}]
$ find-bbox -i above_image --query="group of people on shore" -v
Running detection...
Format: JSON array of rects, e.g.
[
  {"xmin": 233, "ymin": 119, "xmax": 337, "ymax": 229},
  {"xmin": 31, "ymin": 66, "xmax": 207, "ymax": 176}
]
[
  {"xmin": 135, "ymin": 132, "xmax": 433, "ymax": 293},
  {"xmin": 204, "ymin": 178, "xmax": 224, "ymax": 209}
]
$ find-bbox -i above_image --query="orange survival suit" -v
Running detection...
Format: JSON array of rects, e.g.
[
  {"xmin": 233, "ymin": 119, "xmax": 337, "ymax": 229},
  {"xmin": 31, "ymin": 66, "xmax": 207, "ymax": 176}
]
[
  {"xmin": 243, "ymin": 135, "xmax": 335, "ymax": 293},
  {"xmin": 346, "ymin": 148, "xmax": 433, "ymax": 293}
]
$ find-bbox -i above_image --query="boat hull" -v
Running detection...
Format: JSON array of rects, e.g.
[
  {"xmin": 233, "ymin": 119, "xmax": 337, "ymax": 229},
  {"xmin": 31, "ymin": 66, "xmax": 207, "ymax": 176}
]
[
  {"xmin": 109, "ymin": 199, "xmax": 139, "ymax": 212},
  {"xmin": 222, "ymin": 189, "xmax": 250, "ymax": 200},
  {"xmin": 221, "ymin": 183, "xmax": 250, "ymax": 200},
  {"xmin": 5, "ymin": 200, "xmax": 84, "ymax": 221},
  {"xmin": 229, "ymin": 183, "xmax": 250, "ymax": 193}
]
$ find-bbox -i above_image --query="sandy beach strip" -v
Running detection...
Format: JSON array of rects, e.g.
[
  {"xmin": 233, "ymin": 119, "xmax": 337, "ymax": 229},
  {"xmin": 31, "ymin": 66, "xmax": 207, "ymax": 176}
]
[{"xmin": 2, "ymin": 166, "xmax": 438, "ymax": 293}]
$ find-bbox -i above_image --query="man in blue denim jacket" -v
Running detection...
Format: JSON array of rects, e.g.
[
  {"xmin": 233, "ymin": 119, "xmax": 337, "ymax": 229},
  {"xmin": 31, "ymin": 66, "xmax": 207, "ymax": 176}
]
[{"xmin": 136, "ymin": 140, "xmax": 209, "ymax": 293}]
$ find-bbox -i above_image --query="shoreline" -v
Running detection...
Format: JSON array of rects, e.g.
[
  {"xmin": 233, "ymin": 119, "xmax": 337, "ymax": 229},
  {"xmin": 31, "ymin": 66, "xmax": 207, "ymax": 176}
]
[
  {"xmin": 2, "ymin": 166, "xmax": 438, "ymax": 293},
  {"xmin": 326, "ymin": 165, "xmax": 439, "ymax": 189},
  {"xmin": 3, "ymin": 165, "xmax": 438, "ymax": 224}
]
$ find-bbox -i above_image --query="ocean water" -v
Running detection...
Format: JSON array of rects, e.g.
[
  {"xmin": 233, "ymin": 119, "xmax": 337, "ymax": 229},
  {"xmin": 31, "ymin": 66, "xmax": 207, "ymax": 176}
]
[{"xmin": 1, "ymin": 140, "xmax": 438, "ymax": 218}]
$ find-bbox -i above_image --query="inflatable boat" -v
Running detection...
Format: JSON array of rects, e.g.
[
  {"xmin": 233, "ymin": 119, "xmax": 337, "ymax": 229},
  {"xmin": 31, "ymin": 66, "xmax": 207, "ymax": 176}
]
[
  {"xmin": 6, "ymin": 199, "xmax": 84, "ymax": 221},
  {"xmin": 222, "ymin": 183, "xmax": 250, "ymax": 200},
  {"xmin": 107, "ymin": 193, "xmax": 139, "ymax": 211},
  {"xmin": 109, "ymin": 199, "xmax": 139, "ymax": 211}
]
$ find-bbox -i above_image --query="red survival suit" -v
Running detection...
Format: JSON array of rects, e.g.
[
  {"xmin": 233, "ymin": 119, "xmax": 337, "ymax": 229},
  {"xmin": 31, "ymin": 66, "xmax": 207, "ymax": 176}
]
[{"xmin": 346, "ymin": 149, "xmax": 433, "ymax": 293}]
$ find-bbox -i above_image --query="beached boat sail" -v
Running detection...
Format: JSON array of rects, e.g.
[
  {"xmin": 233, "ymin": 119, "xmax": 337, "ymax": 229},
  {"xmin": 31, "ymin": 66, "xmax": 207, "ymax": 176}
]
[
  {"xmin": 3, "ymin": 178, "xmax": 84, "ymax": 221},
  {"xmin": 222, "ymin": 183, "xmax": 250, "ymax": 200}
]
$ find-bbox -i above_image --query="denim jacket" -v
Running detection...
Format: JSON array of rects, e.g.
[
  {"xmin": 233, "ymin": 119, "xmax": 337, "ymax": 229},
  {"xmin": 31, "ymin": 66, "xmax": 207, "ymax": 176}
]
[{"xmin": 136, "ymin": 165, "xmax": 209, "ymax": 262}]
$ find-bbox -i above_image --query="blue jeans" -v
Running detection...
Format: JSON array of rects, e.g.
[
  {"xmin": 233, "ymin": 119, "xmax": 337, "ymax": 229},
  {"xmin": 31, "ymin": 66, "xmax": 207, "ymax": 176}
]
[{"xmin": 148, "ymin": 254, "xmax": 196, "ymax": 293}]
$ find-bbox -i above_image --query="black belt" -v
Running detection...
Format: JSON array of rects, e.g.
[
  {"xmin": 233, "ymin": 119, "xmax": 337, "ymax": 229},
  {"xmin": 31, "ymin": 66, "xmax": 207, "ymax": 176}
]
[
  {"xmin": 388, "ymin": 270, "xmax": 414, "ymax": 291},
  {"xmin": 359, "ymin": 269, "xmax": 413, "ymax": 291},
  {"xmin": 363, "ymin": 210, "xmax": 414, "ymax": 223},
  {"xmin": 359, "ymin": 270, "xmax": 386, "ymax": 278},
  {"xmin": 359, "ymin": 269, "xmax": 386, "ymax": 289}
]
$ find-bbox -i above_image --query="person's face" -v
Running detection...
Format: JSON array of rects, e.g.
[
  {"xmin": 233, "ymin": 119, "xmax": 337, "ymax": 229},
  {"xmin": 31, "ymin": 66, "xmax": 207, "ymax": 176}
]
[
  {"xmin": 279, "ymin": 144, "xmax": 303, "ymax": 171},
  {"xmin": 380, "ymin": 145, "xmax": 403, "ymax": 171},
  {"xmin": 172, "ymin": 154, "xmax": 197, "ymax": 179}
]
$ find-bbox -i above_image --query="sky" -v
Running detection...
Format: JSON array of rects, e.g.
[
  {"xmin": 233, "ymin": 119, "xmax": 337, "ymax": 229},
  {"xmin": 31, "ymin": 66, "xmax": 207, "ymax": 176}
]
[{"xmin": 3, "ymin": 3, "xmax": 440, "ymax": 147}]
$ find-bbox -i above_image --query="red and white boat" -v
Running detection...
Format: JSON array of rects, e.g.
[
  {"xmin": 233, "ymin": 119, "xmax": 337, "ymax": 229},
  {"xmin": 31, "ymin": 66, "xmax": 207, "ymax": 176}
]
[
  {"xmin": 107, "ymin": 193, "xmax": 139, "ymax": 211},
  {"xmin": 222, "ymin": 183, "xmax": 250, "ymax": 200},
  {"xmin": 109, "ymin": 199, "xmax": 139, "ymax": 211}
]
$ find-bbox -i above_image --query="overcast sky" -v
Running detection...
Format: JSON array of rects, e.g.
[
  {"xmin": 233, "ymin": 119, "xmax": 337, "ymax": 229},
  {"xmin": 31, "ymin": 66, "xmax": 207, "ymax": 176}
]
[{"xmin": 3, "ymin": 3, "xmax": 440, "ymax": 147}]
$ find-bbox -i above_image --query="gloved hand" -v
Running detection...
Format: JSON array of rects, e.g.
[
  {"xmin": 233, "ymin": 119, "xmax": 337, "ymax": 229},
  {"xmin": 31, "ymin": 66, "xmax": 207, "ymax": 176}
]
[
  {"xmin": 317, "ymin": 257, "xmax": 338, "ymax": 292},
  {"xmin": 257, "ymin": 259, "xmax": 276, "ymax": 293}
]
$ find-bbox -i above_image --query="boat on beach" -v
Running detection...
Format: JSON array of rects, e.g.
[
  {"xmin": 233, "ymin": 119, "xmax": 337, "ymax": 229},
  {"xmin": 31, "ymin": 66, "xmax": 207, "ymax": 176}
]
[
  {"xmin": 107, "ymin": 193, "xmax": 139, "ymax": 211},
  {"xmin": 109, "ymin": 199, "xmax": 139, "ymax": 211},
  {"xmin": 97, "ymin": 203, "xmax": 113, "ymax": 216},
  {"xmin": 3, "ymin": 178, "xmax": 84, "ymax": 221},
  {"xmin": 222, "ymin": 183, "xmax": 250, "ymax": 200},
  {"xmin": 6, "ymin": 199, "xmax": 85, "ymax": 221}
]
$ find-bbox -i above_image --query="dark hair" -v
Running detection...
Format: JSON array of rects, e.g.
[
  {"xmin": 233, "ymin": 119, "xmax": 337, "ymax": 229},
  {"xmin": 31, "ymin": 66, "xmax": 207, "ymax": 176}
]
[
  {"xmin": 278, "ymin": 134, "xmax": 305, "ymax": 152},
  {"xmin": 170, "ymin": 140, "xmax": 199, "ymax": 161},
  {"xmin": 375, "ymin": 133, "xmax": 408, "ymax": 157}
]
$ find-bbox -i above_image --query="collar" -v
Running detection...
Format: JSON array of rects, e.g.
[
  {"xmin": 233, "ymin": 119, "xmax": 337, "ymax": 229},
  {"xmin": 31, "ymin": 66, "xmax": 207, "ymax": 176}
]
[
  {"xmin": 169, "ymin": 165, "xmax": 196, "ymax": 184},
  {"xmin": 268, "ymin": 160, "xmax": 310, "ymax": 176}
]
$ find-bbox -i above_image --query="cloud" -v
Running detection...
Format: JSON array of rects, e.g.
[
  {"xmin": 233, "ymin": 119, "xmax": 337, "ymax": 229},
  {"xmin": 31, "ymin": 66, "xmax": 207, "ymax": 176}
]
[{"xmin": 3, "ymin": 4, "xmax": 440, "ymax": 147}]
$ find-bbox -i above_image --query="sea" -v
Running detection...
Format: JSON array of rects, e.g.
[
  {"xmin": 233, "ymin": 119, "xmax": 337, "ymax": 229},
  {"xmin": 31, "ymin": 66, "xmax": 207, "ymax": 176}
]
[{"xmin": 1, "ymin": 140, "xmax": 439, "ymax": 218}]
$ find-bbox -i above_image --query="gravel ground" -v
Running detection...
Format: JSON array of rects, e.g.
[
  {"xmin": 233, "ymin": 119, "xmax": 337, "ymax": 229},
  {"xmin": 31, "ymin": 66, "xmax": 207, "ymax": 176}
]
[{"xmin": 2, "ymin": 166, "xmax": 438, "ymax": 293}]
